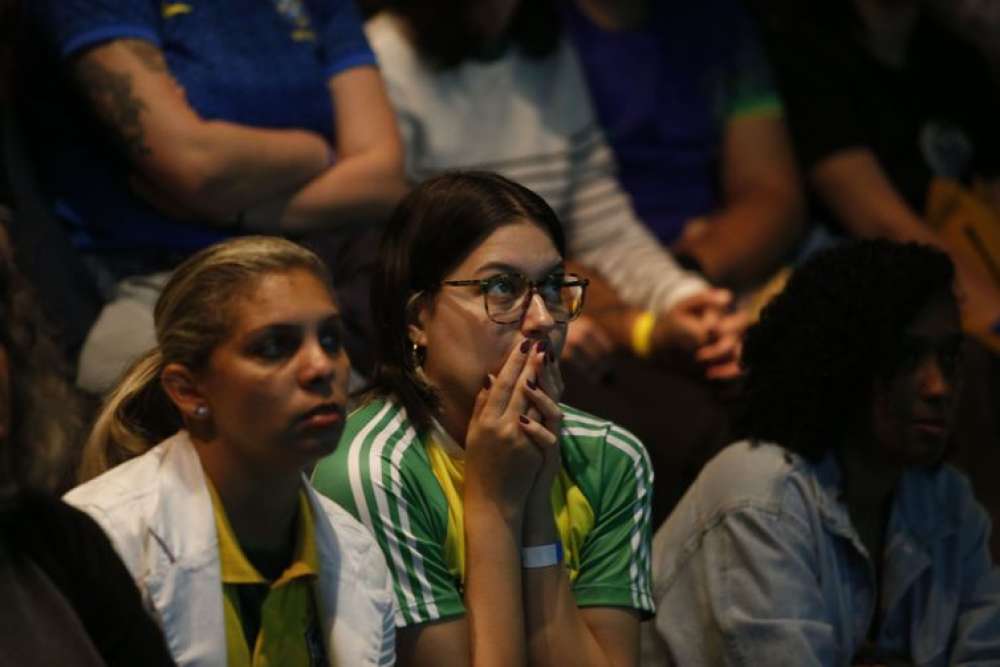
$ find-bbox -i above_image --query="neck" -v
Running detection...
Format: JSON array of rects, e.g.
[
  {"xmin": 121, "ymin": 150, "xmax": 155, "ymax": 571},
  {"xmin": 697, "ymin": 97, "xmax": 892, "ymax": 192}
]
[
  {"xmin": 575, "ymin": 0, "xmax": 647, "ymax": 30},
  {"xmin": 435, "ymin": 391, "xmax": 472, "ymax": 448},
  {"xmin": 854, "ymin": 0, "xmax": 921, "ymax": 66},
  {"xmin": 837, "ymin": 437, "xmax": 902, "ymax": 515},
  {"xmin": 193, "ymin": 435, "xmax": 302, "ymax": 552}
]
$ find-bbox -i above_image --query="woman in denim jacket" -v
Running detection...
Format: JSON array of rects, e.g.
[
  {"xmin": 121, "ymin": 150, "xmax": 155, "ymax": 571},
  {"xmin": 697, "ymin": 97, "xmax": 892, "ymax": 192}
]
[{"xmin": 645, "ymin": 240, "xmax": 1000, "ymax": 666}]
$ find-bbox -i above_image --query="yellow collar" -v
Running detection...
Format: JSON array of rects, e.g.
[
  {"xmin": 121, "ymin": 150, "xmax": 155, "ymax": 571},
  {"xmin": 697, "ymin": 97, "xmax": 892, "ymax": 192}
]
[
  {"xmin": 207, "ymin": 480, "xmax": 319, "ymax": 587},
  {"xmin": 424, "ymin": 429, "xmax": 595, "ymax": 584}
]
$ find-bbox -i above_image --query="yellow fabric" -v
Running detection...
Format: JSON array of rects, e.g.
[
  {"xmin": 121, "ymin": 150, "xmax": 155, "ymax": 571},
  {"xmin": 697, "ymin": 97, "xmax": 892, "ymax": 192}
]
[
  {"xmin": 630, "ymin": 310, "xmax": 657, "ymax": 359},
  {"xmin": 926, "ymin": 177, "xmax": 1000, "ymax": 352},
  {"xmin": 207, "ymin": 482, "xmax": 323, "ymax": 667},
  {"xmin": 161, "ymin": 3, "xmax": 193, "ymax": 18},
  {"xmin": 425, "ymin": 435, "xmax": 596, "ymax": 584}
]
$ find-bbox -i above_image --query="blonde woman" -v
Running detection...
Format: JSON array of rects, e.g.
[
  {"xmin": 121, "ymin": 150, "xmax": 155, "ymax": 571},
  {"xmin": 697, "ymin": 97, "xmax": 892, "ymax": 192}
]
[{"xmin": 65, "ymin": 236, "xmax": 395, "ymax": 667}]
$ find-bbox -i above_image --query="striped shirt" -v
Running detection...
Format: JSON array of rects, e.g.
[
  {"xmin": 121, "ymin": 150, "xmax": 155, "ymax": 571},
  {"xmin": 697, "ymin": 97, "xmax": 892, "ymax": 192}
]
[
  {"xmin": 364, "ymin": 12, "xmax": 707, "ymax": 314},
  {"xmin": 312, "ymin": 396, "xmax": 655, "ymax": 627}
]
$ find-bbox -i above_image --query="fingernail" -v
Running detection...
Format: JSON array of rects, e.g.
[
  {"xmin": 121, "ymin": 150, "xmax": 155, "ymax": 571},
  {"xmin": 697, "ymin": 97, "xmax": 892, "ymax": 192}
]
[
  {"xmin": 484, "ymin": 375, "xmax": 493, "ymax": 389},
  {"xmin": 536, "ymin": 339, "xmax": 548, "ymax": 353},
  {"xmin": 520, "ymin": 339, "xmax": 532, "ymax": 353},
  {"xmin": 526, "ymin": 377, "xmax": 538, "ymax": 390},
  {"xmin": 519, "ymin": 414, "xmax": 530, "ymax": 424}
]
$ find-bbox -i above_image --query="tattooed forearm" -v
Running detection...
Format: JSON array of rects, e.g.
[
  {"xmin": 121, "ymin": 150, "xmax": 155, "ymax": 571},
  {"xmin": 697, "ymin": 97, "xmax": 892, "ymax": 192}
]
[
  {"xmin": 75, "ymin": 60, "xmax": 151, "ymax": 158},
  {"xmin": 123, "ymin": 39, "xmax": 169, "ymax": 73}
]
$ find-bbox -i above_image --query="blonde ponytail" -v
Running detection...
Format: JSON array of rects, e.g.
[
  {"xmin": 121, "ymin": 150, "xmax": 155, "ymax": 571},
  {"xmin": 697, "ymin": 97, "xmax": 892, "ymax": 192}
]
[{"xmin": 78, "ymin": 348, "xmax": 180, "ymax": 483}]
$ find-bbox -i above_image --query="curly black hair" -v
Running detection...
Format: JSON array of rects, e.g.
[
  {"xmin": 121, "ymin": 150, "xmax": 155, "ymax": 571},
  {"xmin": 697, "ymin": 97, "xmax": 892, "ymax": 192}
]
[{"xmin": 738, "ymin": 239, "xmax": 956, "ymax": 461}]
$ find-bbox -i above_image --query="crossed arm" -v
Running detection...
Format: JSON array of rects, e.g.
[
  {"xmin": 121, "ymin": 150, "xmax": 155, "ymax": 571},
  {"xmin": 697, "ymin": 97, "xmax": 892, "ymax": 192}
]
[
  {"xmin": 673, "ymin": 112, "xmax": 805, "ymax": 290},
  {"xmin": 72, "ymin": 38, "xmax": 405, "ymax": 230}
]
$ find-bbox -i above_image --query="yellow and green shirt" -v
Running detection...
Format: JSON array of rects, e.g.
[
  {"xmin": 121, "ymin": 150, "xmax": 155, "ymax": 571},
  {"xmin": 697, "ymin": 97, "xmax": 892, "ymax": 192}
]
[
  {"xmin": 208, "ymin": 483, "xmax": 326, "ymax": 667},
  {"xmin": 312, "ymin": 396, "xmax": 655, "ymax": 627}
]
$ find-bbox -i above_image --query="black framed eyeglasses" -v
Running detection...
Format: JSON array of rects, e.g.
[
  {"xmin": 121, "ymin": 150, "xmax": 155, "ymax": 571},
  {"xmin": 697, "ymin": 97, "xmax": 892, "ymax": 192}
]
[{"xmin": 441, "ymin": 272, "xmax": 589, "ymax": 324}]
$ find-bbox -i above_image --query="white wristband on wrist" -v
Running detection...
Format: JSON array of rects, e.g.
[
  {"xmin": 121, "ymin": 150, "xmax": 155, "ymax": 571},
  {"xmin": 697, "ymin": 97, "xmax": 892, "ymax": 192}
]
[{"xmin": 522, "ymin": 542, "xmax": 563, "ymax": 569}]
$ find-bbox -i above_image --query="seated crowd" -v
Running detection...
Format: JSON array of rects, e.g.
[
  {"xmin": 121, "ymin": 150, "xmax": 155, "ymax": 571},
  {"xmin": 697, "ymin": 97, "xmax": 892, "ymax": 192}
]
[{"xmin": 0, "ymin": 0, "xmax": 998, "ymax": 665}]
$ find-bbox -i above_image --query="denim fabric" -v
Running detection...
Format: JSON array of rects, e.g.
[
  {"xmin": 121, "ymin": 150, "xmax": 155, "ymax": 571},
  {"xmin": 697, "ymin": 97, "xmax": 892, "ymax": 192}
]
[{"xmin": 643, "ymin": 441, "xmax": 1000, "ymax": 666}]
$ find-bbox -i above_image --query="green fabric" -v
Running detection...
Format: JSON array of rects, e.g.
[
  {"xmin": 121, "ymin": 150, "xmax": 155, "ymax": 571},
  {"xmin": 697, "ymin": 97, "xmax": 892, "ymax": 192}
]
[{"xmin": 311, "ymin": 396, "xmax": 655, "ymax": 627}]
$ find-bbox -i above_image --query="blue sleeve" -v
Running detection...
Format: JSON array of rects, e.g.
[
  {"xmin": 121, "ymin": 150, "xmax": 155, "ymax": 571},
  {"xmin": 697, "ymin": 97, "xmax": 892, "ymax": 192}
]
[
  {"xmin": 315, "ymin": 0, "xmax": 377, "ymax": 79},
  {"xmin": 33, "ymin": 0, "xmax": 162, "ymax": 59}
]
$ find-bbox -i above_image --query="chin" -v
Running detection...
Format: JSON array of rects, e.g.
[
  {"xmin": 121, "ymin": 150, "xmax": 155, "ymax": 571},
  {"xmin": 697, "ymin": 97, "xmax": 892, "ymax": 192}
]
[
  {"xmin": 899, "ymin": 433, "xmax": 951, "ymax": 470},
  {"xmin": 291, "ymin": 429, "xmax": 342, "ymax": 463}
]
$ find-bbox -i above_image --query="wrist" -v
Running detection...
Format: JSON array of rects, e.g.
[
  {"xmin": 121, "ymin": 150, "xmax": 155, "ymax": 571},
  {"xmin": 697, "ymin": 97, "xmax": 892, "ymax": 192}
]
[
  {"xmin": 464, "ymin": 488, "xmax": 526, "ymax": 528},
  {"xmin": 522, "ymin": 496, "xmax": 557, "ymax": 546}
]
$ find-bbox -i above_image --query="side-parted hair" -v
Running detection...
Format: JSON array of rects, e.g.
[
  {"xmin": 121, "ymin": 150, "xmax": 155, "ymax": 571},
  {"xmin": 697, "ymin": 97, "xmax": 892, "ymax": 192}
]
[
  {"xmin": 383, "ymin": 0, "xmax": 559, "ymax": 69},
  {"xmin": 739, "ymin": 239, "xmax": 956, "ymax": 460},
  {"xmin": 78, "ymin": 236, "xmax": 332, "ymax": 482},
  {"xmin": 369, "ymin": 171, "xmax": 565, "ymax": 433}
]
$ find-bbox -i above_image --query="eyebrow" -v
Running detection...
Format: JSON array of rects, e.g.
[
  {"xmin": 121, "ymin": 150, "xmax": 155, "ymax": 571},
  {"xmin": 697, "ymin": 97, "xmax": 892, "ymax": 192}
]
[
  {"xmin": 242, "ymin": 313, "xmax": 342, "ymax": 339},
  {"xmin": 474, "ymin": 260, "xmax": 565, "ymax": 278}
]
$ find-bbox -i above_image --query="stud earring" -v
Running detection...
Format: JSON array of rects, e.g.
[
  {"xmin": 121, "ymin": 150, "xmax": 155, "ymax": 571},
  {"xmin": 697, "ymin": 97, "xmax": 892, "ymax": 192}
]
[
  {"xmin": 195, "ymin": 405, "xmax": 209, "ymax": 418},
  {"xmin": 411, "ymin": 342, "xmax": 425, "ymax": 369}
]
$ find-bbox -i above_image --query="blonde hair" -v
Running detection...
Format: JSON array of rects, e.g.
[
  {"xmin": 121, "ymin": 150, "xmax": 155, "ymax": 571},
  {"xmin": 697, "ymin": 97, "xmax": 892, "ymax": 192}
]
[{"xmin": 78, "ymin": 236, "xmax": 332, "ymax": 482}]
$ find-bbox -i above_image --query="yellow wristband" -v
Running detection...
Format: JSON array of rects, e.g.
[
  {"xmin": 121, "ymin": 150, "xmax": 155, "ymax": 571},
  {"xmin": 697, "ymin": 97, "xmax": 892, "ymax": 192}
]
[{"xmin": 631, "ymin": 310, "xmax": 656, "ymax": 359}]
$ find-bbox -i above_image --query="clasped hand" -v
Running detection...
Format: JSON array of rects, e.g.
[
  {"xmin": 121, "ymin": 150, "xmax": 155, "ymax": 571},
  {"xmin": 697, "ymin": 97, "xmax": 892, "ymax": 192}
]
[{"xmin": 463, "ymin": 337, "xmax": 564, "ymax": 521}]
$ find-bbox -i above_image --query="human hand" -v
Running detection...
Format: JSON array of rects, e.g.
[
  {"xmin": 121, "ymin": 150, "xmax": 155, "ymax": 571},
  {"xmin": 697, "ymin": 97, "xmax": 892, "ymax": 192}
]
[
  {"xmin": 524, "ymin": 342, "xmax": 564, "ymax": 499},
  {"xmin": 464, "ymin": 338, "xmax": 551, "ymax": 521},
  {"xmin": 652, "ymin": 289, "xmax": 747, "ymax": 380},
  {"xmin": 694, "ymin": 307, "xmax": 747, "ymax": 380},
  {"xmin": 560, "ymin": 314, "xmax": 615, "ymax": 383}
]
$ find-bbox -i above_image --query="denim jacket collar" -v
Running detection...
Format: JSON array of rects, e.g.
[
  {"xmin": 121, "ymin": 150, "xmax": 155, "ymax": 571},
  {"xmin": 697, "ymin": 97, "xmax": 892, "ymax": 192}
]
[{"xmin": 811, "ymin": 452, "xmax": 959, "ymax": 547}]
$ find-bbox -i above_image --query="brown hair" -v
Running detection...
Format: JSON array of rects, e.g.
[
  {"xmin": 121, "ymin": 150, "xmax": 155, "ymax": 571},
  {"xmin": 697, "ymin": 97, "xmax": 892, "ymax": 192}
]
[
  {"xmin": 368, "ymin": 171, "xmax": 565, "ymax": 432},
  {"xmin": 78, "ymin": 236, "xmax": 332, "ymax": 482}
]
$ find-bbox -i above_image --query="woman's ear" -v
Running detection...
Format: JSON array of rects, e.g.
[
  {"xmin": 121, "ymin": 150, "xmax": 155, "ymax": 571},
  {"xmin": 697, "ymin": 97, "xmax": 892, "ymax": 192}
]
[
  {"xmin": 161, "ymin": 363, "xmax": 209, "ymax": 422},
  {"xmin": 406, "ymin": 292, "xmax": 430, "ymax": 348}
]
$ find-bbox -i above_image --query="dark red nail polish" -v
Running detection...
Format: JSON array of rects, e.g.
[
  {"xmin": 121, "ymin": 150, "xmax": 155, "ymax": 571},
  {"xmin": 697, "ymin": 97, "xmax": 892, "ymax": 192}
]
[
  {"xmin": 484, "ymin": 375, "xmax": 493, "ymax": 389},
  {"xmin": 519, "ymin": 414, "xmax": 530, "ymax": 424},
  {"xmin": 527, "ymin": 378, "xmax": 538, "ymax": 390},
  {"xmin": 536, "ymin": 339, "xmax": 548, "ymax": 353},
  {"xmin": 520, "ymin": 339, "xmax": 532, "ymax": 353}
]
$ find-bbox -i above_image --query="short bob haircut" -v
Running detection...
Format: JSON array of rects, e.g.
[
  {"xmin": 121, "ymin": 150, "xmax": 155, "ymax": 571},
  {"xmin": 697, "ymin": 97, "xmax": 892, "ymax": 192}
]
[
  {"xmin": 368, "ymin": 171, "xmax": 566, "ymax": 433},
  {"xmin": 739, "ymin": 239, "xmax": 956, "ymax": 461}
]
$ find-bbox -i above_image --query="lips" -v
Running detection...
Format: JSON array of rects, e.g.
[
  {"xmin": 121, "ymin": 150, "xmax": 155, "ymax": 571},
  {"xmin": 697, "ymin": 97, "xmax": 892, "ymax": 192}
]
[
  {"xmin": 297, "ymin": 403, "xmax": 345, "ymax": 431},
  {"xmin": 913, "ymin": 418, "xmax": 948, "ymax": 438}
]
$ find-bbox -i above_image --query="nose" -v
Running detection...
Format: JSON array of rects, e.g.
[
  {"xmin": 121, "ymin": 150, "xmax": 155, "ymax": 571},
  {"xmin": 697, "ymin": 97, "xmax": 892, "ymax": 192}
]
[
  {"xmin": 298, "ymin": 338, "xmax": 347, "ymax": 394},
  {"xmin": 521, "ymin": 290, "xmax": 557, "ymax": 335},
  {"xmin": 919, "ymin": 355, "xmax": 954, "ymax": 404}
]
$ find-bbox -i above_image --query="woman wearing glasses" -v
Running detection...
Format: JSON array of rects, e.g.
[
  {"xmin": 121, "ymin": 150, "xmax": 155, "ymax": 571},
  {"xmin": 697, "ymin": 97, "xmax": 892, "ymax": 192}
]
[{"xmin": 312, "ymin": 171, "xmax": 653, "ymax": 666}]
